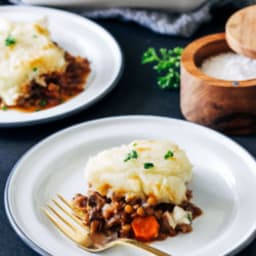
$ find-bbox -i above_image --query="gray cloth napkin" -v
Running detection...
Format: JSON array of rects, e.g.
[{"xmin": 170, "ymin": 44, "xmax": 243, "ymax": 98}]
[
  {"xmin": 79, "ymin": 0, "xmax": 254, "ymax": 37},
  {"xmin": 82, "ymin": 4, "xmax": 211, "ymax": 37},
  {"xmin": 9, "ymin": 0, "xmax": 256, "ymax": 37}
]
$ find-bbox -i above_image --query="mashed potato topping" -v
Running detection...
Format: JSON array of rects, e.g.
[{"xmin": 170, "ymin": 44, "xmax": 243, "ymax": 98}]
[
  {"xmin": 0, "ymin": 18, "xmax": 66, "ymax": 106},
  {"xmin": 86, "ymin": 140, "xmax": 192, "ymax": 204}
]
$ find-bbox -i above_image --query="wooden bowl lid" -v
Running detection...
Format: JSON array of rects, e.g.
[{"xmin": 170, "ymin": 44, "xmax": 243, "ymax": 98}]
[{"xmin": 226, "ymin": 5, "xmax": 256, "ymax": 59}]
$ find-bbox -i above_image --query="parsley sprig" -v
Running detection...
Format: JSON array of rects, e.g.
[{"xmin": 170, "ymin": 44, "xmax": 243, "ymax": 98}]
[
  {"xmin": 187, "ymin": 212, "xmax": 193, "ymax": 222},
  {"xmin": 141, "ymin": 47, "xmax": 183, "ymax": 89},
  {"xmin": 164, "ymin": 150, "xmax": 174, "ymax": 159},
  {"xmin": 39, "ymin": 99, "xmax": 47, "ymax": 107},
  {"xmin": 144, "ymin": 162, "xmax": 154, "ymax": 169},
  {"xmin": 124, "ymin": 150, "xmax": 138, "ymax": 162},
  {"xmin": 5, "ymin": 36, "xmax": 16, "ymax": 47},
  {"xmin": 2, "ymin": 105, "xmax": 8, "ymax": 111}
]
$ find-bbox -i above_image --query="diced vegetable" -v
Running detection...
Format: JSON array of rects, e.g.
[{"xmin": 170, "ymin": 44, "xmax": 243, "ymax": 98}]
[
  {"xmin": 163, "ymin": 211, "xmax": 176, "ymax": 229},
  {"xmin": 131, "ymin": 216, "xmax": 159, "ymax": 241},
  {"xmin": 173, "ymin": 206, "xmax": 191, "ymax": 225}
]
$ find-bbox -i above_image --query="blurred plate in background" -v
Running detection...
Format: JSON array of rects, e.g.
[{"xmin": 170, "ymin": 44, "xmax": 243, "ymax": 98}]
[
  {"xmin": 0, "ymin": 6, "xmax": 123, "ymax": 127},
  {"xmin": 19, "ymin": 0, "xmax": 209, "ymax": 12}
]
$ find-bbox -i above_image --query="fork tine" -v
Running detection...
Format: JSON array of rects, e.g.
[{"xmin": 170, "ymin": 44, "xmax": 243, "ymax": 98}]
[
  {"xmin": 52, "ymin": 198, "xmax": 86, "ymax": 229},
  {"xmin": 57, "ymin": 194, "xmax": 73, "ymax": 209},
  {"xmin": 43, "ymin": 208, "xmax": 78, "ymax": 243},
  {"xmin": 46, "ymin": 204, "xmax": 77, "ymax": 232}
]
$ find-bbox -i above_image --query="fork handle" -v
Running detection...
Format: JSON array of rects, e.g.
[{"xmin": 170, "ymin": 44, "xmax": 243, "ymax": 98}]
[{"xmin": 116, "ymin": 239, "xmax": 171, "ymax": 256}]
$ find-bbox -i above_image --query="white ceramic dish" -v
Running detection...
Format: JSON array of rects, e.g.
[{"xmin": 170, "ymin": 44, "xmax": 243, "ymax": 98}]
[
  {"xmin": 4, "ymin": 116, "xmax": 256, "ymax": 256},
  {"xmin": 0, "ymin": 6, "xmax": 123, "ymax": 127},
  {"xmin": 17, "ymin": 0, "xmax": 208, "ymax": 12}
]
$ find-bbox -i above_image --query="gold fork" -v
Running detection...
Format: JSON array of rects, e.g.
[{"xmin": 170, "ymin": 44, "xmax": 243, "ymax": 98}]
[{"xmin": 42, "ymin": 194, "xmax": 171, "ymax": 256}]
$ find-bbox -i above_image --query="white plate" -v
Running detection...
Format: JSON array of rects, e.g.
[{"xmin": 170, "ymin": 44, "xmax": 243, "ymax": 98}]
[
  {"xmin": 0, "ymin": 6, "xmax": 123, "ymax": 127},
  {"xmin": 4, "ymin": 115, "xmax": 256, "ymax": 256}
]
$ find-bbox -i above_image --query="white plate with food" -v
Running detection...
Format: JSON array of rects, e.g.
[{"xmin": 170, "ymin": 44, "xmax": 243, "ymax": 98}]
[
  {"xmin": 4, "ymin": 116, "xmax": 256, "ymax": 256},
  {"xmin": 0, "ymin": 6, "xmax": 122, "ymax": 127}
]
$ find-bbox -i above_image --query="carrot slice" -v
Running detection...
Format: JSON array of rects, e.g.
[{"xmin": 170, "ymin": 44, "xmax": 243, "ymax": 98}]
[{"xmin": 131, "ymin": 216, "xmax": 159, "ymax": 241}]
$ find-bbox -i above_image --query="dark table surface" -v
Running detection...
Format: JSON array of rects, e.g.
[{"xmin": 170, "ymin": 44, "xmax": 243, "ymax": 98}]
[{"xmin": 0, "ymin": 4, "xmax": 255, "ymax": 256}]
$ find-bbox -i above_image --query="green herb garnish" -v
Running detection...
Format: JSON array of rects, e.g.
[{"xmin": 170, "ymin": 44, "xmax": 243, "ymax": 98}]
[
  {"xmin": 144, "ymin": 162, "xmax": 154, "ymax": 169},
  {"xmin": 32, "ymin": 34, "xmax": 38, "ymax": 38},
  {"xmin": 2, "ymin": 105, "xmax": 8, "ymax": 111},
  {"xmin": 124, "ymin": 150, "xmax": 138, "ymax": 162},
  {"xmin": 5, "ymin": 36, "xmax": 16, "ymax": 47},
  {"xmin": 133, "ymin": 143, "xmax": 137, "ymax": 147},
  {"xmin": 39, "ymin": 99, "xmax": 47, "ymax": 107},
  {"xmin": 187, "ymin": 213, "xmax": 193, "ymax": 222},
  {"xmin": 164, "ymin": 150, "xmax": 174, "ymax": 159},
  {"xmin": 141, "ymin": 47, "xmax": 183, "ymax": 89},
  {"xmin": 32, "ymin": 67, "xmax": 38, "ymax": 72}
]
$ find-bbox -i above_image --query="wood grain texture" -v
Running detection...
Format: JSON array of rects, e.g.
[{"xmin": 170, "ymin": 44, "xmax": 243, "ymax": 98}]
[
  {"xmin": 180, "ymin": 33, "xmax": 256, "ymax": 135},
  {"xmin": 226, "ymin": 5, "xmax": 256, "ymax": 59}
]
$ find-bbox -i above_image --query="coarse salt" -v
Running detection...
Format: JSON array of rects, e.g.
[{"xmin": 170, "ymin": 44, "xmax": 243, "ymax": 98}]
[{"xmin": 200, "ymin": 52, "xmax": 256, "ymax": 81}]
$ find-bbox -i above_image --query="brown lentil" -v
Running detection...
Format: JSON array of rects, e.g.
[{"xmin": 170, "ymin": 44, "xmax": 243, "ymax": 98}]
[
  {"xmin": 136, "ymin": 207, "xmax": 145, "ymax": 216},
  {"xmin": 124, "ymin": 204, "xmax": 133, "ymax": 214},
  {"xmin": 147, "ymin": 196, "xmax": 157, "ymax": 205}
]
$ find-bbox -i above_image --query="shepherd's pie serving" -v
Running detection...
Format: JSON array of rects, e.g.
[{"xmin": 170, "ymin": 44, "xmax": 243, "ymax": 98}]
[
  {"xmin": 72, "ymin": 140, "xmax": 202, "ymax": 242},
  {"xmin": 0, "ymin": 18, "xmax": 90, "ymax": 111}
]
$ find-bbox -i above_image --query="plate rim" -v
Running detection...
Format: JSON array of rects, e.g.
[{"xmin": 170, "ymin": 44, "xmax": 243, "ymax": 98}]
[
  {"xmin": 4, "ymin": 115, "xmax": 256, "ymax": 256},
  {"xmin": 0, "ymin": 5, "xmax": 123, "ymax": 127}
]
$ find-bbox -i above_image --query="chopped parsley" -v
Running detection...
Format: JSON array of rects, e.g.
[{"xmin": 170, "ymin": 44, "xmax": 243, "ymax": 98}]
[
  {"xmin": 39, "ymin": 99, "xmax": 47, "ymax": 107},
  {"xmin": 2, "ymin": 105, "xmax": 8, "ymax": 111},
  {"xmin": 124, "ymin": 150, "xmax": 138, "ymax": 162},
  {"xmin": 5, "ymin": 36, "xmax": 16, "ymax": 46},
  {"xmin": 164, "ymin": 150, "xmax": 174, "ymax": 159},
  {"xmin": 32, "ymin": 67, "xmax": 38, "ymax": 72},
  {"xmin": 133, "ymin": 143, "xmax": 137, "ymax": 147},
  {"xmin": 187, "ymin": 213, "xmax": 193, "ymax": 222},
  {"xmin": 144, "ymin": 162, "xmax": 154, "ymax": 169}
]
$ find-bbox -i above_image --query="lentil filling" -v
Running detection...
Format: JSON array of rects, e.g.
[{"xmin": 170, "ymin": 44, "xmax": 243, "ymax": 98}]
[
  {"xmin": 0, "ymin": 52, "xmax": 90, "ymax": 112},
  {"xmin": 72, "ymin": 190, "xmax": 202, "ymax": 242}
]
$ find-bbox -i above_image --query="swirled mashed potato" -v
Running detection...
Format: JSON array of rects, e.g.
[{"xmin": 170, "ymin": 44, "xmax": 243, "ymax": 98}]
[
  {"xmin": 86, "ymin": 140, "xmax": 192, "ymax": 204},
  {"xmin": 0, "ymin": 18, "xmax": 66, "ymax": 106}
]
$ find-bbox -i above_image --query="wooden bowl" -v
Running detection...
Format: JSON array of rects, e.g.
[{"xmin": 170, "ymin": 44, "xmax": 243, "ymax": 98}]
[{"xmin": 180, "ymin": 33, "xmax": 256, "ymax": 135}]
